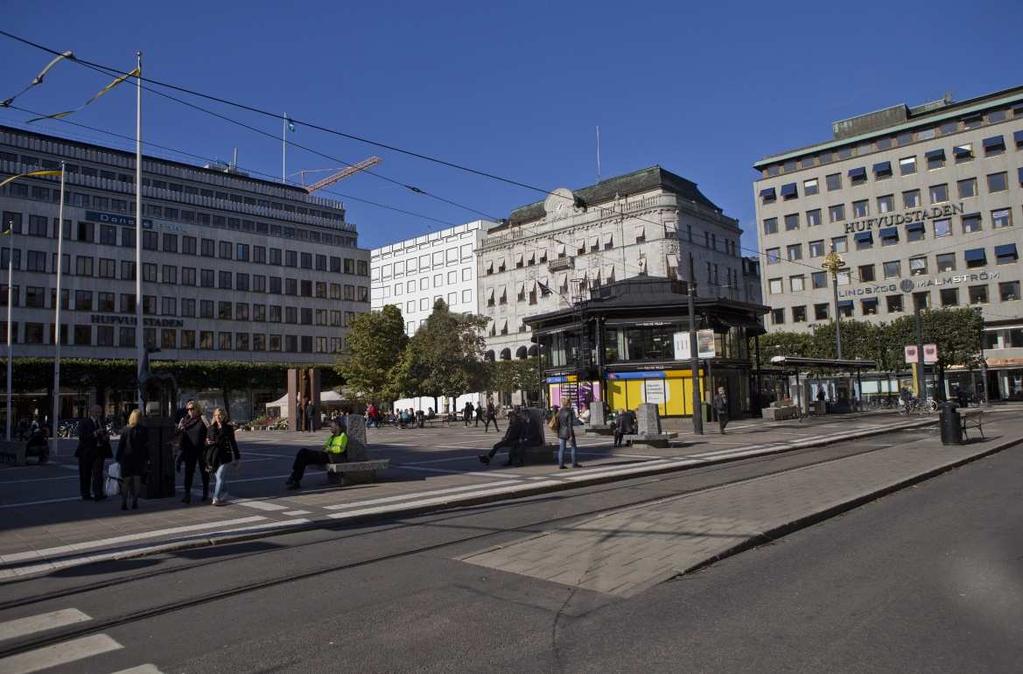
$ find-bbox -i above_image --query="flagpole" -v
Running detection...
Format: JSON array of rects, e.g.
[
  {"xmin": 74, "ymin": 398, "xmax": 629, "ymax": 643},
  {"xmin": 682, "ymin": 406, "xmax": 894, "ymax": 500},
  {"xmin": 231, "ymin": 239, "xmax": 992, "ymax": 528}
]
[
  {"xmin": 135, "ymin": 51, "xmax": 144, "ymax": 412},
  {"xmin": 5, "ymin": 217, "xmax": 13, "ymax": 442},
  {"xmin": 281, "ymin": 113, "xmax": 287, "ymax": 184},
  {"xmin": 51, "ymin": 162, "xmax": 66, "ymax": 456}
]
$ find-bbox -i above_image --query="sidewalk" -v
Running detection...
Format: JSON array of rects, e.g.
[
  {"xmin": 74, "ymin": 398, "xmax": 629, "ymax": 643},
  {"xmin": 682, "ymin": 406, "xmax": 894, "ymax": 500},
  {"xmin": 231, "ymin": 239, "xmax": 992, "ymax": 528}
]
[
  {"xmin": 0, "ymin": 409, "xmax": 1010, "ymax": 581},
  {"xmin": 462, "ymin": 410, "xmax": 1023, "ymax": 597}
]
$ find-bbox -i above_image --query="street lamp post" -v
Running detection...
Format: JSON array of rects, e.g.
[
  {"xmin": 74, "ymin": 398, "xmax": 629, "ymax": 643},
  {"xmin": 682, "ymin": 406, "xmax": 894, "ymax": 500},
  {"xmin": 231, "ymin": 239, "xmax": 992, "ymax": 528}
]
[{"xmin": 822, "ymin": 249, "xmax": 847, "ymax": 360}]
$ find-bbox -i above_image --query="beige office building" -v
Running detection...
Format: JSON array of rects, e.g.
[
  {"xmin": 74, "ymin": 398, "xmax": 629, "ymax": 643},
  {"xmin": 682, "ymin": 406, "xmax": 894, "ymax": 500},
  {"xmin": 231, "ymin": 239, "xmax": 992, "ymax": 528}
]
[{"xmin": 753, "ymin": 86, "xmax": 1023, "ymax": 399}]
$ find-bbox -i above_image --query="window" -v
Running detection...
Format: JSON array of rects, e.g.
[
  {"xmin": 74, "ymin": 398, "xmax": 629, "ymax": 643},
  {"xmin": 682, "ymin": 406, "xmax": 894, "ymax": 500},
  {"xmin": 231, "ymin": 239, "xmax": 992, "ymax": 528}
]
[
  {"xmin": 98, "ymin": 292, "xmax": 115, "ymax": 312},
  {"xmin": 142, "ymin": 263, "xmax": 158, "ymax": 282},
  {"xmin": 906, "ymin": 222, "xmax": 926, "ymax": 242},
  {"xmin": 899, "ymin": 156, "xmax": 917, "ymax": 175},
  {"xmin": 759, "ymin": 187, "xmax": 776, "ymax": 203},
  {"xmin": 200, "ymin": 238, "xmax": 215, "ymax": 257},
  {"xmin": 763, "ymin": 218, "xmax": 778, "ymax": 235},
  {"xmin": 957, "ymin": 178, "xmax": 977, "ymax": 199},
  {"xmin": 771, "ymin": 308, "xmax": 785, "ymax": 325},
  {"xmin": 162, "ymin": 265, "xmax": 177, "ymax": 284},
  {"xmin": 766, "ymin": 248, "xmax": 780, "ymax": 264},
  {"xmin": 965, "ymin": 248, "xmax": 987, "ymax": 268},
  {"xmin": 218, "ymin": 332, "xmax": 232, "ymax": 350},
  {"xmin": 837, "ymin": 300, "xmax": 853, "ymax": 317},
  {"xmin": 806, "ymin": 209, "xmax": 822, "ymax": 226},
  {"xmin": 790, "ymin": 306, "xmax": 806, "ymax": 323},
  {"xmin": 836, "ymin": 271, "xmax": 851, "ymax": 286},
  {"xmin": 852, "ymin": 200, "xmax": 869, "ymax": 218},
  {"xmin": 26, "ymin": 250, "xmax": 46, "ymax": 272},
  {"xmin": 913, "ymin": 291, "xmax": 929, "ymax": 310},
  {"xmin": 161, "ymin": 297, "xmax": 177, "ymax": 316},
  {"xmin": 181, "ymin": 298, "xmax": 195, "ymax": 317},
  {"xmin": 784, "ymin": 213, "xmax": 799, "ymax": 231},
  {"xmin": 828, "ymin": 204, "xmax": 845, "ymax": 222},
  {"xmin": 803, "ymin": 178, "xmax": 818, "ymax": 195},
  {"xmin": 992, "ymin": 209, "xmax": 1013, "ymax": 229},
  {"xmin": 995, "ymin": 244, "xmax": 1018, "ymax": 265},
  {"xmin": 848, "ymin": 167, "xmax": 867, "ymax": 185},
  {"xmin": 936, "ymin": 253, "xmax": 956, "ymax": 272},
  {"xmin": 808, "ymin": 240, "xmax": 825, "ymax": 257},
  {"xmin": 968, "ymin": 285, "xmax": 988, "ymax": 304},
  {"xmin": 789, "ymin": 275, "xmax": 805, "ymax": 291},
  {"xmin": 854, "ymin": 232, "xmax": 873, "ymax": 250},
  {"xmin": 217, "ymin": 241, "xmax": 231, "ymax": 259},
  {"xmin": 929, "ymin": 183, "xmax": 948, "ymax": 204},
  {"xmin": 831, "ymin": 236, "xmax": 847, "ymax": 253},
  {"xmin": 903, "ymin": 189, "xmax": 920, "ymax": 208},
  {"xmin": 786, "ymin": 244, "xmax": 802, "ymax": 261},
  {"xmin": 861, "ymin": 297, "xmax": 879, "ymax": 315},
  {"xmin": 825, "ymin": 173, "xmax": 842, "ymax": 191},
  {"xmin": 75, "ymin": 256, "xmax": 94, "ymax": 277},
  {"xmin": 75, "ymin": 290, "xmax": 93, "ymax": 311},
  {"xmin": 953, "ymin": 143, "xmax": 973, "ymax": 163},
  {"xmin": 962, "ymin": 213, "xmax": 982, "ymax": 233},
  {"xmin": 219, "ymin": 271, "xmax": 232, "ymax": 289},
  {"xmin": 781, "ymin": 182, "xmax": 798, "ymax": 200},
  {"xmin": 987, "ymin": 172, "xmax": 1008, "ymax": 193},
  {"xmin": 814, "ymin": 303, "xmax": 829, "ymax": 320},
  {"xmin": 933, "ymin": 218, "xmax": 951, "ymax": 238},
  {"xmin": 182, "ymin": 267, "xmax": 196, "ymax": 286},
  {"xmin": 982, "ymin": 135, "xmax": 1005, "ymax": 156},
  {"xmin": 999, "ymin": 282, "xmax": 1020, "ymax": 302},
  {"xmin": 98, "ymin": 258, "xmax": 115, "ymax": 278},
  {"xmin": 886, "ymin": 294, "xmax": 903, "ymax": 313},
  {"xmin": 925, "ymin": 149, "xmax": 945, "ymax": 170},
  {"xmin": 880, "ymin": 227, "xmax": 899, "ymax": 246},
  {"xmin": 183, "ymin": 236, "xmax": 197, "ymax": 256},
  {"xmin": 859, "ymin": 264, "xmax": 875, "ymax": 282},
  {"xmin": 236, "ymin": 243, "xmax": 249, "ymax": 261},
  {"xmin": 939, "ymin": 288, "xmax": 959, "ymax": 307},
  {"xmin": 812, "ymin": 271, "xmax": 827, "ymax": 289},
  {"xmin": 910, "ymin": 257, "xmax": 928, "ymax": 276},
  {"xmin": 877, "ymin": 195, "xmax": 894, "ymax": 213}
]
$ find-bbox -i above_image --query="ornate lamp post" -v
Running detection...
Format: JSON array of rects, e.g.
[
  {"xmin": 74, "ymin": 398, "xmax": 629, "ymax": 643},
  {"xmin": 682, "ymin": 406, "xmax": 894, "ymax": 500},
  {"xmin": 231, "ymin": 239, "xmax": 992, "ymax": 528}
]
[{"xmin": 821, "ymin": 249, "xmax": 848, "ymax": 360}]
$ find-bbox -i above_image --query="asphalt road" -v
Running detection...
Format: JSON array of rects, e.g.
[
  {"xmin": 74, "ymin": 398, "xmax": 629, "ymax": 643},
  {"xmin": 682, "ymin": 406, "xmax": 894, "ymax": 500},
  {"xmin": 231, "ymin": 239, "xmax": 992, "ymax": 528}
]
[{"xmin": 2, "ymin": 431, "xmax": 1020, "ymax": 673}]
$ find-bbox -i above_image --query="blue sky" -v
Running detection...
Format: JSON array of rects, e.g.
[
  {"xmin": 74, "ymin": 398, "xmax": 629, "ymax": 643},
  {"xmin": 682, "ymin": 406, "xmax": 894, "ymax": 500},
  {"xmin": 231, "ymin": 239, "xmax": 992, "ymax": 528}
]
[{"xmin": 1, "ymin": 0, "xmax": 1018, "ymax": 254}]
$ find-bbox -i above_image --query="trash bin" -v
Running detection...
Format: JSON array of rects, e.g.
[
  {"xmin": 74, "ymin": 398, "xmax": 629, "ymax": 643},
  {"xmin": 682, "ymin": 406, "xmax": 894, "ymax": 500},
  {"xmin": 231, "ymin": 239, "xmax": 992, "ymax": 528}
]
[{"xmin": 939, "ymin": 402, "xmax": 963, "ymax": 446}]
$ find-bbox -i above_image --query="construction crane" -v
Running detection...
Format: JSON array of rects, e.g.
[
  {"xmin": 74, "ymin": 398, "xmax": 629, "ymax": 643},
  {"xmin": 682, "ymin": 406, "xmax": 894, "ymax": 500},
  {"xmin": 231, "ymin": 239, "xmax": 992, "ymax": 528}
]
[{"xmin": 295, "ymin": 156, "xmax": 382, "ymax": 193}]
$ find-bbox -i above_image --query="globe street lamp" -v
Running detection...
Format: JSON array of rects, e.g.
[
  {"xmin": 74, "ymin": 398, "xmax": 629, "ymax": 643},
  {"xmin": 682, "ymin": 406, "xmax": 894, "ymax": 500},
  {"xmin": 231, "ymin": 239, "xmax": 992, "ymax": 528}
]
[{"xmin": 821, "ymin": 249, "xmax": 848, "ymax": 360}]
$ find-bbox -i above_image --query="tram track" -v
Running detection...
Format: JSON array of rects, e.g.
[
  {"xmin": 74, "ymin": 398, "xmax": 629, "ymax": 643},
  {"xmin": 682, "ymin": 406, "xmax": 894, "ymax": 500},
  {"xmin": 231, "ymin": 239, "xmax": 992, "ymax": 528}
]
[{"xmin": 0, "ymin": 435, "xmax": 913, "ymax": 659}]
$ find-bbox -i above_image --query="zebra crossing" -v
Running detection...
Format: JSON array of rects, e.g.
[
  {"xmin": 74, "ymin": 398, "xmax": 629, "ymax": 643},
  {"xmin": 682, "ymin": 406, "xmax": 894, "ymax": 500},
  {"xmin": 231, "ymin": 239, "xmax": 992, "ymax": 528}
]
[{"xmin": 0, "ymin": 608, "xmax": 161, "ymax": 674}]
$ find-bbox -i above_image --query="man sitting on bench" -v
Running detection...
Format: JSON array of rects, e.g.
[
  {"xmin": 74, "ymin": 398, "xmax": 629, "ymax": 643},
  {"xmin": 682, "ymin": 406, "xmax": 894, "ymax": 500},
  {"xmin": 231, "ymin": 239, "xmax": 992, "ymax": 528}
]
[{"xmin": 285, "ymin": 419, "xmax": 348, "ymax": 490}]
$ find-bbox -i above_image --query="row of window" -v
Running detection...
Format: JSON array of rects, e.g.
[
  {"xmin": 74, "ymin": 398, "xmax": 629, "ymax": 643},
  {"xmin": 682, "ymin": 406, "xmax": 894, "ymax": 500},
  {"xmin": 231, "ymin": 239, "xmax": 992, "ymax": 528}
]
[
  {"xmin": 373, "ymin": 245, "xmax": 476, "ymax": 280},
  {"xmin": 400, "ymin": 290, "xmax": 474, "ymax": 314},
  {"xmin": 766, "ymin": 215, "xmax": 1015, "ymax": 264},
  {"xmin": 0, "ymin": 286, "xmax": 358, "ymax": 326},
  {"xmin": 0, "ymin": 212, "xmax": 369, "ymax": 275},
  {"xmin": 769, "ymin": 281, "xmax": 1022, "ymax": 326},
  {"xmin": 379, "ymin": 267, "xmax": 474, "ymax": 299},
  {"xmin": 767, "ymin": 244, "xmax": 1018, "ymax": 293},
  {"xmin": 0, "ymin": 321, "xmax": 343, "ymax": 354},
  {"xmin": 764, "ymin": 176, "xmax": 1021, "ymax": 235},
  {"xmin": 762, "ymin": 133, "xmax": 1023, "ymax": 203},
  {"xmin": 763, "ymin": 104, "xmax": 1023, "ymax": 178}
]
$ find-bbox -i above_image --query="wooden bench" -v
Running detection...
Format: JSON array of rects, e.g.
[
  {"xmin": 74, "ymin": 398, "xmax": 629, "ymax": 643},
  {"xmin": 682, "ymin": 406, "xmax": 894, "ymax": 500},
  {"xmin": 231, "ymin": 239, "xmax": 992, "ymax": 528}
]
[
  {"xmin": 959, "ymin": 409, "xmax": 984, "ymax": 440},
  {"xmin": 325, "ymin": 459, "xmax": 391, "ymax": 485}
]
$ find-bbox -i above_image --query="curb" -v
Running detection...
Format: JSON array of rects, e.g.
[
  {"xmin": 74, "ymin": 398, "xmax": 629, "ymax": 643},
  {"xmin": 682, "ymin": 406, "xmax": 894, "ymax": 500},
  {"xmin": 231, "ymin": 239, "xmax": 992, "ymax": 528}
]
[
  {"xmin": 681, "ymin": 433, "xmax": 1023, "ymax": 578},
  {"xmin": 0, "ymin": 416, "xmax": 946, "ymax": 580}
]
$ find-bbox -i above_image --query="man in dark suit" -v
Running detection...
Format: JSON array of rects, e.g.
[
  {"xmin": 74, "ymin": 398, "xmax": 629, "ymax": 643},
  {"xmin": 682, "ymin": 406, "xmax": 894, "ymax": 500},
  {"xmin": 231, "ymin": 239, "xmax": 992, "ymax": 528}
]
[{"xmin": 75, "ymin": 405, "xmax": 112, "ymax": 501}]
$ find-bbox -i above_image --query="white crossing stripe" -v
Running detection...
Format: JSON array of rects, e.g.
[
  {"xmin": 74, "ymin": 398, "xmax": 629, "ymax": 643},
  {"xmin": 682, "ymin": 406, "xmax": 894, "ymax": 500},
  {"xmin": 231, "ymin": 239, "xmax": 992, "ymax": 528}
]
[
  {"xmin": 324, "ymin": 480, "xmax": 521, "ymax": 510},
  {"xmin": 0, "ymin": 633, "xmax": 122, "ymax": 674},
  {"xmin": 328, "ymin": 480, "xmax": 562, "ymax": 520},
  {"xmin": 111, "ymin": 665, "xmax": 163, "ymax": 674},
  {"xmin": 0, "ymin": 609, "xmax": 91, "ymax": 642},
  {"xmin": 232, "ymin": 499, "xmax": 289, "ymax": 512},
  {"xmin": 282, "ymin": 510, "xmax": 311, "ymax": 516}
]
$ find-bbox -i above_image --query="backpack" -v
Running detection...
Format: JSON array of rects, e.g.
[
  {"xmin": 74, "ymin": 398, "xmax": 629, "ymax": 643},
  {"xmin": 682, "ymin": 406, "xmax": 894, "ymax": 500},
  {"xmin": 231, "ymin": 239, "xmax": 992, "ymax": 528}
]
[{"xmin": 548, "ymin": 414, "xmax": 560, "ymax": 432}]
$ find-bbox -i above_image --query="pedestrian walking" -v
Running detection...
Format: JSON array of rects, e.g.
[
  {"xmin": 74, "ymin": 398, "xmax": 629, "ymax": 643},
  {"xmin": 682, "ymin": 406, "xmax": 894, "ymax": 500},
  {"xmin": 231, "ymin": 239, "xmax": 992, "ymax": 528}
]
[
  {"xmin": 463, "ymin": 401, "xmax": 474, "ymax": 427},
  {"xmin": 75, "ymin": 405, "xmax": 113, "ymax": 501},
  {"xmin": 484, "ymin": 399, "xmax": 500, "ymax": 433},
  {"xmin": 296, "ymin": 396, "xmax": 305, "ymax": 431},
  {"xmin": 115, "ymin": 409, "xmax": 148, "ymax": 511},
  {"xmin": 285, "ymin": 419, "xmax": 348, "ymax": 490},
  {"xmin": 304, "ymin": 396, "xmax": 314, "ymax": 432},
  {"xmin": 613, "ymin": 408, "xmax": 636, "ymax": 448},
  {"xmin": 714, "ymin": 386, "xmax": 730, "ymax": 434},
  {"xmin": 175, "ymin": 400, "xmax": 209, "ymax": 504},
  {"xmin": 366, "ymin": 403, "xmax": 378, "ymax": 428},
  {"xmin": 206, "ymin": 407, "xmax": 240, "ymax": 506},
  {"xmin": 554, "ymin": 402, "xmax": 581, "ymax": 469}
]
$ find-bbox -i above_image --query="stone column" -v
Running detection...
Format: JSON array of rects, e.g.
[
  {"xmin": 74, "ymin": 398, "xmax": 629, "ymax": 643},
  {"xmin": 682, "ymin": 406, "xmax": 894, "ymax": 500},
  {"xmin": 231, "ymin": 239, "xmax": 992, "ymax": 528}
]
[
  {"xmin": 635, "ymin": 402, "xmax": 662, "ymax": 435},
  {"xmin": 286, "ymin": 368, "xmax": 299, "ymax": 432},
  {"xmin": 344, "ymin": 413, "xmax": 368, "ymax": 461},
  {"xmin": 308, "ymin": 368, "xmax": 321, "ymax": 431}
]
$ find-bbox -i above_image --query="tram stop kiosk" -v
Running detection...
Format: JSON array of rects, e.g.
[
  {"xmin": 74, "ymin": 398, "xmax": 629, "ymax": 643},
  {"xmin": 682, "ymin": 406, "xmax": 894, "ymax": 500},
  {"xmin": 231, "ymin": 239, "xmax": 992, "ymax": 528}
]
[{"xmin": 139, "ymin": 360, "xmax": 178, "ymax": 499}]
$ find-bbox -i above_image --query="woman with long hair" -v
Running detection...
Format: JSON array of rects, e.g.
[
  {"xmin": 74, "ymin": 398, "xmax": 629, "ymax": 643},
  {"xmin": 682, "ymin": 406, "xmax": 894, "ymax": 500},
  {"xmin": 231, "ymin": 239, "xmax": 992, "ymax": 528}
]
[
  {"xmin": 206, "ymin": 407, "xmax": 240, "ymax": 506},
  {"xmin": 115, "ymin": 410, "xmax": 148, "ymax": 511}
]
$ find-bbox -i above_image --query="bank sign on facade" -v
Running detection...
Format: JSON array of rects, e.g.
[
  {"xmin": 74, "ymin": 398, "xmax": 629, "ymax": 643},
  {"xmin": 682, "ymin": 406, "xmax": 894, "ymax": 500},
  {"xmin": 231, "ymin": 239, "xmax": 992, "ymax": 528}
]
[
  {"xmin": 838, "ymin": 271, "xmax": 1000, "ymax": 298},
  {"xmin": 842, "ymin": 203, "xmax": 965, "ymax": 234}
]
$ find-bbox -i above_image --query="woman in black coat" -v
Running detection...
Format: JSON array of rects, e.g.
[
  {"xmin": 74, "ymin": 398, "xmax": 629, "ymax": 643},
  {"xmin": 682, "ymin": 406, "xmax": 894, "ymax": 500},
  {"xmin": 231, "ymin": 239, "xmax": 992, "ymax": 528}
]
[
  {"xmin": 115, "ymin": 410, "xmax": 149, "ymax": 511},
  {"xmin": 206, "ymin": 407, "xmax": 240, "ymax": 506}
]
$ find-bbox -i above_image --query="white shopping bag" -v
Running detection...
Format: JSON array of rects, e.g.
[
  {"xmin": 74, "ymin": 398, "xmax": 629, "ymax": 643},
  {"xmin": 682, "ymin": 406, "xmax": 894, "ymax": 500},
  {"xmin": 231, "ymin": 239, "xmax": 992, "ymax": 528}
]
[{"xmin": 105, "ymin": 462, "xmax": 122, "ymax": 497}]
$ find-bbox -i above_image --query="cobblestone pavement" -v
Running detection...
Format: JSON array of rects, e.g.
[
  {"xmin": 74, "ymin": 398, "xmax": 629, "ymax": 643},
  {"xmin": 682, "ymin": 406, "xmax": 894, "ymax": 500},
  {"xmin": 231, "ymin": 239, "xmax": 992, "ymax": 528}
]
[
  {"xmin": 460, "ymin": 410, "xmax": 1023, "ymax": 597},
  {"xmin": 0, "ymin": 408, "xmax": 1003, "ymax": 580}
]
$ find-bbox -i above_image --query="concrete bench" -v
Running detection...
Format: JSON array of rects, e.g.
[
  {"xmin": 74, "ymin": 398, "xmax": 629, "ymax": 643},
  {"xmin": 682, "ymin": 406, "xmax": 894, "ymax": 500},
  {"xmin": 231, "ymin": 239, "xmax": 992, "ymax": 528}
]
[
  {"xmin": 622, "ymin": 432, "xmax": 678, "ymax": 449},
  {"xmin": 959, "ymin": 409, "xmax": 984, "ymax": 440},
  {"xmin": 762, "ymin": 405, "xmax": 800, "ymax": 421},
  {"xmin": 325, "ymin": 458, "xmax": 391, "ymax": 485}
]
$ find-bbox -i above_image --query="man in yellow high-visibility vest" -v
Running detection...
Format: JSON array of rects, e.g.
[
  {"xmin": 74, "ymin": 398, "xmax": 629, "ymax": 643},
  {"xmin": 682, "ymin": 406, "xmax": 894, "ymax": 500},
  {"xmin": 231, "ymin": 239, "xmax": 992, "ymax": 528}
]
[{"xmin": 286, "ymin": 419, "xmax": 348, "ymax": 490}]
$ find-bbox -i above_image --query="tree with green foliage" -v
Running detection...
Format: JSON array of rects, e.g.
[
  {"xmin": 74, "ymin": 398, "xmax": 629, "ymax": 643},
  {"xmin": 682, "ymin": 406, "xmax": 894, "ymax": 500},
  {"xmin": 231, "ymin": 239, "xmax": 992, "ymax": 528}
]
[
  {"xmin": 336, "ymin": 304, "xmax": 409, "ymax": 404},
  {"xmin": 890, "ymin": 307, "xmax": 984, "ymax": 396},
  {"xmin": 756, "ymin": 330, "xmax": 817, "ymax": 366}
]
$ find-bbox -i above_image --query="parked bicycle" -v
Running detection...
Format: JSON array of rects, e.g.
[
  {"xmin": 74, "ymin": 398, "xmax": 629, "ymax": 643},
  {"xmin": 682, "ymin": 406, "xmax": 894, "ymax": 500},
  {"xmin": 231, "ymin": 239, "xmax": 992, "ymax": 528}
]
[{"xmin": 899, "ymin": 397, "xmax": 938, "ymax": 415}]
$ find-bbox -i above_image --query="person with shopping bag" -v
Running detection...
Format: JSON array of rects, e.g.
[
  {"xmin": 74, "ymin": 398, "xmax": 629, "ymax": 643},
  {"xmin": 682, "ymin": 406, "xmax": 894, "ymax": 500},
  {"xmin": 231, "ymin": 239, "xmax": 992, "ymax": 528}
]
[
  {"xmin": 76, "ymin": 405, "xmax": 113, "ymax": 501},
  {"xmin": 205, "ymin": 407, "xmax": 240, "ymax": 506},
  {"xmin": 114, "ymin": 410, "xmax": 149, "ymax": 511}
]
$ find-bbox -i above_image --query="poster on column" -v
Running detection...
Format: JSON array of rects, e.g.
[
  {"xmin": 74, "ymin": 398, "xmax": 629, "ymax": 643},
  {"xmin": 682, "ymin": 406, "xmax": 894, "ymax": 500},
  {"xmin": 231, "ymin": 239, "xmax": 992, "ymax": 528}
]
[
  {"xmin": 673, "ymin": 330, "xmax": 717, "ymax": 360},
  {"xmin": 644, "ymin": 379, "xmax": 667, "ymax": 404}
]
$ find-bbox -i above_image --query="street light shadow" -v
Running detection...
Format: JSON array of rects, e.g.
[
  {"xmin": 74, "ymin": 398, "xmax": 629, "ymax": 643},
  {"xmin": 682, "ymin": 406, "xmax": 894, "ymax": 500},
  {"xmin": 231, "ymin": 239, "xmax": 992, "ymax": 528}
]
[
  {"xmin": 50, "ymin": 557, "xmax": 161, "ymax": 578},
  {"xmin": 176, "ymin": 540, "xmax": 282, "ymax": 559}
]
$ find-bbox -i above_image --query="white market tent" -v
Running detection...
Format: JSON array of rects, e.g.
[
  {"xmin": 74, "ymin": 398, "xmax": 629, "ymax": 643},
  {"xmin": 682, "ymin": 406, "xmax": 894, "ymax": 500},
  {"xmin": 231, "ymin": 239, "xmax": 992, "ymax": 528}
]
[{"xmin": 264, "ymin": 390, "xmax": 344, "ymax": 417}]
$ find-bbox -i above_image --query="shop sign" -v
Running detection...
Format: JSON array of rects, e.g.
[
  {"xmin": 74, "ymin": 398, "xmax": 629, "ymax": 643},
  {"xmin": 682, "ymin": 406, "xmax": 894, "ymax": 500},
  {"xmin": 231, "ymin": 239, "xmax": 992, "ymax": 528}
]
[
  {"xmin": 843, "ymin": 203, "xmax": 964, "ymax": 234},
  {"xmin": 90, "ymin": 314, "xmax": 184, "ymax": 328},
  {"xmin": 673, "ymin": 329, "xmax": 716, "ymax": 360},
  {"xmin": 838, "ymin": 271, "xmax": 1000, "ymax": 299}
]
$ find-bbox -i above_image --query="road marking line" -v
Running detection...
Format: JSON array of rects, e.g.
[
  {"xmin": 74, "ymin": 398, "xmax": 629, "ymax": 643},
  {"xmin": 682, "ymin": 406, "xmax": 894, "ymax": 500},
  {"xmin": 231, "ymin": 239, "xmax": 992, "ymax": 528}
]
[
  {"xmin": 0, "ymin": 609, "xmax": 91, "ymax": 642},
  {"xmin": 0, "ymin": 475, "xmax": 78, "ymax": 485},
  {"xmin": 111, "ymin": 665, "xmax": 164, "ymax": 674},
  {"xmin": 1, "ymin": 516, "xmax": 266, "ymax": 564},
  {"xmin": 391, "ymin": 465, "xmax": 521, "ymax": 479},
  {"xmin": 282, "ymin": 510, "xmax": 310, "ymax": 516},
  {"xmin": 0, "ymin": 496, "xmax": 82, "ymax": 509},
  {"xmin": 0, "ymin": 633, "xmax": 122, "ymax": 674},
  {"xmin": 232, "ymin": 499, "xmax": 289, "ymax": 512},
  {"xmin": 328, "ymin": 481, "xmax": 563, "ymax": 519},
  {"xmin": 324, "ymin": 480, "xmax": 522, "ymax": 510}
]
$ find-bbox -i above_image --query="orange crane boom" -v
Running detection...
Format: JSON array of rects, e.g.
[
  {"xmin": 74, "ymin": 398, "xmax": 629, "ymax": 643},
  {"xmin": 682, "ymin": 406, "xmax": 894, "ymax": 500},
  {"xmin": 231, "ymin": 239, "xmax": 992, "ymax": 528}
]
[{"xmin": 304, "ymin": 156, "xmax": 382, "ymax": 193}]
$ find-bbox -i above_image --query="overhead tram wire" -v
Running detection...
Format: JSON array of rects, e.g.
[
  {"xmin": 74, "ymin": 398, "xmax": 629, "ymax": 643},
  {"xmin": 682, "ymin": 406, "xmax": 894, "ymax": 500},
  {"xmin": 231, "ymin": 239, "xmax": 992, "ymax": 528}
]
[{"xmin": 0, "ymin": 105, "xmax": 461, "ymax": 229}]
